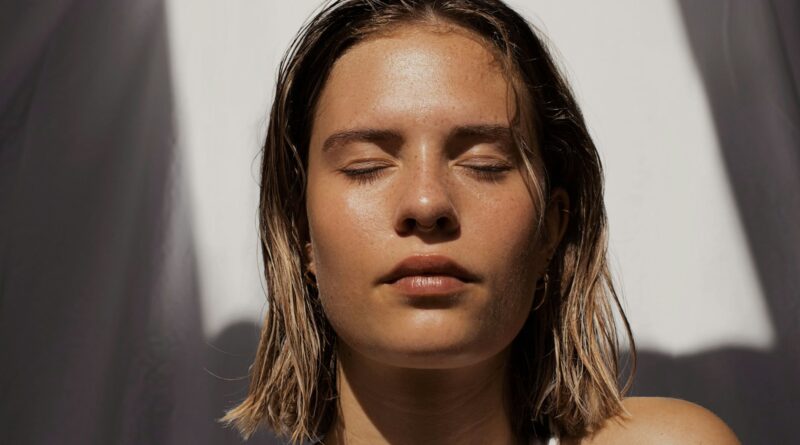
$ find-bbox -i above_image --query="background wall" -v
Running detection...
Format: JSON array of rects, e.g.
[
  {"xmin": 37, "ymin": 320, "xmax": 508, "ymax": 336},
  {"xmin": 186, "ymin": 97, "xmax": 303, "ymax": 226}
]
[{"xmin": 1, "ymin": 1, "xmax": 797, "ymax": 444}]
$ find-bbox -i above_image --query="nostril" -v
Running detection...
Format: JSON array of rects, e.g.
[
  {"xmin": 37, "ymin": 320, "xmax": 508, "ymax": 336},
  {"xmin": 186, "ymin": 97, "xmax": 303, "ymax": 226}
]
[
  {"xmin": 406, "ymin": 216, "xmax": 457, "ymax": 234},
  {"xmin": 416, "ymin": 221, "xmax": 437, "ymax": 232},
  {"xmin": 394, "ymin": 194, "xmax": 461, "ymax": 237},
  {"xmin": 399, "ymin": 218, "xmax": 436, "ymax": 235}
]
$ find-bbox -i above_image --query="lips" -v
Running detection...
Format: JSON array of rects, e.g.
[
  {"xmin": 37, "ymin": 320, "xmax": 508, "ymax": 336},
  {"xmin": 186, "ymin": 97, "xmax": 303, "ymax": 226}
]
[{"xmin": 379, "ymin": 254, "xmax": 478, "ymax": 285}]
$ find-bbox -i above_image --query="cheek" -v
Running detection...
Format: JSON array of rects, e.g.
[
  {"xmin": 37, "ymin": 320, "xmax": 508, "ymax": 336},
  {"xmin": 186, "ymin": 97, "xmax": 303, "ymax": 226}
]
[
  {"xmin": 306, "ymin": 182, "xmax": 398, "ymax": 350},
  {"xmin": 470, "ymin": 187, "xmax": 542, "ymax": 320},
  {"xmin": 306, "ymin": 179, "xmax": 393, "ymax": 305},
  {"xmin": 472, "ymin": 185, "xmax": 541, "ymax": 271},
  {"xmin": 308, "ymin": 186, "xmax": 388, "ymax": 263}
]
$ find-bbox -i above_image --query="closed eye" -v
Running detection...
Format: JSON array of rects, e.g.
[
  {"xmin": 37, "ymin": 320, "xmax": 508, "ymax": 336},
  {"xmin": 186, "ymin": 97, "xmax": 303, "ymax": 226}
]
[
  {"xmin": 462, "ymin": 162, "xmax": 513, "ymax": 182},
  {"xmin": 340, "ymin": 162, "xmax": 512, "ymax": 184},
  {"xmin": 340, "ymin": 165, "xmax": 389, "ymax": 184}
]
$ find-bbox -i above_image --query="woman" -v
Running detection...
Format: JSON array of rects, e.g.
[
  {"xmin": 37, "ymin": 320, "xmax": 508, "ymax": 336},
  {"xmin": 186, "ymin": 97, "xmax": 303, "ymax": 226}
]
[{"xmin": 224, "ymin": 1, "xmax": 740, "ymax": 443}]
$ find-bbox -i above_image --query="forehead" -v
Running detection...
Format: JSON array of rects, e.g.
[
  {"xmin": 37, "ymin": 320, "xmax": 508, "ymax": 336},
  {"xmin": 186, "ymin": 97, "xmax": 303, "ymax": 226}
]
[{"xmin": 311, "ymin": 23, "xmax": 514, "ymax": 138}]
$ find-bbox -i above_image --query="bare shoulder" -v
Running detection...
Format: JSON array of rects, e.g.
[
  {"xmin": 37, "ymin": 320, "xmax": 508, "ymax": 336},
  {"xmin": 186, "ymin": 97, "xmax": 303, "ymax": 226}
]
[{"xmin": 569, "ymin": 397, "xmax": 741, "ymax": 445}]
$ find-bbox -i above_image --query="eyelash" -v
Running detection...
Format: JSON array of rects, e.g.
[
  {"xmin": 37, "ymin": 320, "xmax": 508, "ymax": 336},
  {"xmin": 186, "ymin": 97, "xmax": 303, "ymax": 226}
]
[
  {"xmin": 466, "ymin": 164, "xmax": 513, "ymax": 182},
  {"xmin": 341, "ymin": 163, "xmax": 512, "ymax": 184},
  {"xmin": 342, "ymin": 167, "xmax": 386, "ymax": 184}
]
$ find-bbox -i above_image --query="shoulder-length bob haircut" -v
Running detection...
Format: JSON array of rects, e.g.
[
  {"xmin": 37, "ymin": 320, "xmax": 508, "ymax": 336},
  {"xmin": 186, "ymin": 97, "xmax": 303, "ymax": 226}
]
[{"xmin": 223, "ymin": 0, "xmax": 636, "ymax": 443}]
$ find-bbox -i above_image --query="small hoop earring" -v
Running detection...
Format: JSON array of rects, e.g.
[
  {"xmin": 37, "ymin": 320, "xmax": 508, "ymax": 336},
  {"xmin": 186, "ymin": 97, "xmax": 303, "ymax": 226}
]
[
  {"xmin": 304, "ymin": 269, "xmax": 317, "ymax": 288},
  {"xmin": 533, "ymin": 270, "xmax": 549, "ymax": 311}
]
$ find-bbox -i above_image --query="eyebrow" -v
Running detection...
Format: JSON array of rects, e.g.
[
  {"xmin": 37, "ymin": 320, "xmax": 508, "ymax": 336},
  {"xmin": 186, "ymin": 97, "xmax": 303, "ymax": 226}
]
[
  {"xmin": 321, "ymin": 124, "xmax": 514, "ymax": 153},
  {"xmin": 448, "ymin": 124, "xmax": 513, "ymax": 148},
  {"xmin": 322, "ymin": 128, "xmax": 402, "ymax": 153}
]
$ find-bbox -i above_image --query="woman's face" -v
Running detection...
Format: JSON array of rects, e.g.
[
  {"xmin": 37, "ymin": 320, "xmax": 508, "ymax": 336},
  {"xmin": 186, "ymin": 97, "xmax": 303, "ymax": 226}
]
[{"xmin": 305, "ymin": 23, "xmax": 567, "ymax": 369}]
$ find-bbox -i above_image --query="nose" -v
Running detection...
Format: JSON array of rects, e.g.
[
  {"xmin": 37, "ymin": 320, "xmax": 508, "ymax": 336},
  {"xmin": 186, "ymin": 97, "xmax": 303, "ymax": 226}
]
[{"xmin": 393, "ymin": 162, "xmax": 460, "ymax": 238}]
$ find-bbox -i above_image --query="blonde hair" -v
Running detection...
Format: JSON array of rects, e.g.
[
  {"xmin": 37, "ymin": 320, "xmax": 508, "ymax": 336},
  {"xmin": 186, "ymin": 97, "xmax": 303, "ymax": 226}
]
[{"xmin": 223, "ymin": 0, "xmax": 636, "ymax": 442}]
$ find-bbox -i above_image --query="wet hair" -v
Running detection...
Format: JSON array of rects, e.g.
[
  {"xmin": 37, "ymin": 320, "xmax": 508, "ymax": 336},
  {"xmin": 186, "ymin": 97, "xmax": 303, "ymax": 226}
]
[{"xmin": 222, "ymin": 0, "xmax": 636, "ymax": 443}]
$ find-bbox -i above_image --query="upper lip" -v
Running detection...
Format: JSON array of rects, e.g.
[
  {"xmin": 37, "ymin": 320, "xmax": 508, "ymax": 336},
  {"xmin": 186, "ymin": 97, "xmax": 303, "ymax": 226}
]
[{"xmin": 380, "ymin": 254, "xmax": 478, "ymax": 283}]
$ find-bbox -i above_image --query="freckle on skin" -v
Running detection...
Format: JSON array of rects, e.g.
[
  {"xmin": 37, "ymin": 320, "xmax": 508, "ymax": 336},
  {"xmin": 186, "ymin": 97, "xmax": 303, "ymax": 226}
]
[{"xmin": 305, "ymin": 23, "xmax": 545, "ymax": 371}]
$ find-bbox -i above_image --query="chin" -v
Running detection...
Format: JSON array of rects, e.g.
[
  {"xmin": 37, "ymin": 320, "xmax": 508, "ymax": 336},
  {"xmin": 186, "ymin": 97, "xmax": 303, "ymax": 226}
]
[
  {"xmin": 371, "ymin": 346, "xmax": 489, "ymax": 370},
  {"xmin": 328, "ymin": 292, "xmax": 528, "ymax": 370},
  {"xmin": 358, "ymin": 322, "xmax": 508, "ymax": 370}
]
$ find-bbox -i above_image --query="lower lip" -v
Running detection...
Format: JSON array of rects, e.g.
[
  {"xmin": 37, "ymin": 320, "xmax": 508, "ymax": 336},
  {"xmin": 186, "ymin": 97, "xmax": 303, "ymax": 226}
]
[{"xmin": 388, "ymin": 275, "xmax": 468, "ymax": 296}]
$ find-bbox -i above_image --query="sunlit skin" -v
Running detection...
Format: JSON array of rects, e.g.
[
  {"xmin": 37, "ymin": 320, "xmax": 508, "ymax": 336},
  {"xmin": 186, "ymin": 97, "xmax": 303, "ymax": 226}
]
[
  {"xmin": 303, "ymin": 22, "xmax": 740, "ymax": 445},
  {"xmin": 303, "ymin": 22, "xmax": 566, "ymax": 445},
  {"xmin": 306, "ymin": 25, "xmax": 562, "ymax": 371}
]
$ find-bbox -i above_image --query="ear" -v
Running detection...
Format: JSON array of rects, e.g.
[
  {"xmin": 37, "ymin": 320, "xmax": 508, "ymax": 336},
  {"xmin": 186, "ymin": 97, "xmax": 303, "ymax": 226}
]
[
  {"xmin": 541, "ymin": 187, "xmax": 570, "ymax": 262},
  {"xmin": 304, "ymin": 241, "xmax": 316, "ymax": 275}
]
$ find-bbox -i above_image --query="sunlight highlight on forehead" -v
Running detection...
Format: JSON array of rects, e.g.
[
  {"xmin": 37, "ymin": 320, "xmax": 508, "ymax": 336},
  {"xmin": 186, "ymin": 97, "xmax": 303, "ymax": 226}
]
[{"xmin": 312, "ymin": 22, "xmax": 515, "ymax": 144}]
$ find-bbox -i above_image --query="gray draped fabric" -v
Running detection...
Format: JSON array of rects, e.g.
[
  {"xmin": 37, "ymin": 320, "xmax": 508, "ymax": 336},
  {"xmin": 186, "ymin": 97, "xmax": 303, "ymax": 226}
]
[
  {"xmin": 629, "ymin": 2, "xmax": 800, "ymax": 444},
  {"xmin": 0, "ymin": 0, "xmax": 275, "ymax": 443},
  {"xmin": 1, "ymin": 1, "xmax": 797, "ymax": 444}
]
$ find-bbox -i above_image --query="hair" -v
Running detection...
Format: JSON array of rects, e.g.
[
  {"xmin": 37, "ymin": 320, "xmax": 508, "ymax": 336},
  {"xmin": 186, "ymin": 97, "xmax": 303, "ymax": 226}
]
[{"xmin": 222, "ymin": 0, "xmax": 636, "ymax": 443}]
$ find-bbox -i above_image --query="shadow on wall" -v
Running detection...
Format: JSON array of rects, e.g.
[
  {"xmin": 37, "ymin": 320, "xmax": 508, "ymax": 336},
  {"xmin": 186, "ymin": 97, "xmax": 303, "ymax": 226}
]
[
  {"xmin": 208, "ymin": 322, "xmax": 283, "ymax": 445},
  {"xmin": 627, "ymin": 1, "xmax": 800, "ymax": 443}
]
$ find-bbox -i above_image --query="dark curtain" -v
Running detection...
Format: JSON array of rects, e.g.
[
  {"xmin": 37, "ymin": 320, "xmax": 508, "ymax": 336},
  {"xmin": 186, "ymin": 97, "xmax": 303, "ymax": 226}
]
[
  {"xmin": 1, "ymin": 1, "xmax": 797, "ymax": 444},
  {"xmin": 630, "ymin": 1, "xmax": 800, "ymax": 444},
  {"xmin": 0, "ymin": 0, "xmax": 274, "ymax": 443}
]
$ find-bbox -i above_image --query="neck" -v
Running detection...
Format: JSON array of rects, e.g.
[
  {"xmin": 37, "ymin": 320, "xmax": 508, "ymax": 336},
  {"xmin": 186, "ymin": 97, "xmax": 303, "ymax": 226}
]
[{"xmin": 324, "ymin": 344, "xmax": 520, "ymax": 445}]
